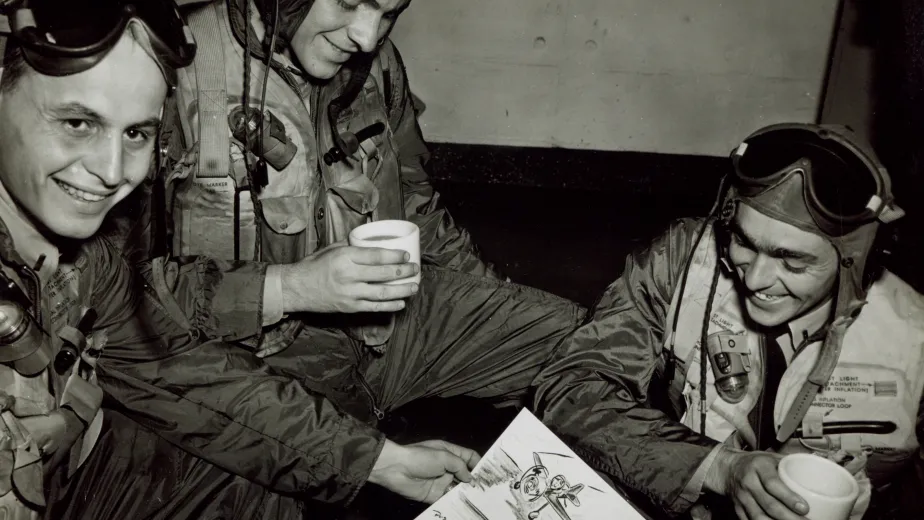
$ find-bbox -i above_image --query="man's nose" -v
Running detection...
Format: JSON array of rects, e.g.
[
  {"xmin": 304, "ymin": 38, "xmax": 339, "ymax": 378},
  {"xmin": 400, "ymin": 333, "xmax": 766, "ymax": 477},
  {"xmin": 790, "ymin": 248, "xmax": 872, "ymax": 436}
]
[
  {"xmin": 347, "ymin": 10, "xmax": 382, "ymax": 53},
  {"xmin": 86, "ymin": 131, "xmax": 124, "ymax": 187},
  {"xmin": 743, "ymin": 254, "xmax": 777, "ymax": 292}
]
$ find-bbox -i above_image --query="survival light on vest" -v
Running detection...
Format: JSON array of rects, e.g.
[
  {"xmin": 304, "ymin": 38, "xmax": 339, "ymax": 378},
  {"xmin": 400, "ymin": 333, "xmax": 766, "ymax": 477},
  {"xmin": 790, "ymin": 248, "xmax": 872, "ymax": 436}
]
[
  {"xmin": 0, "ymin": 296, "xmax": 50, "ymax": 377},
  {"xmin": 706, "ymin": 331, "xmax": 751, "ymax": 404},
  {"xmin": 229, "ymin": 105, "xmax": 297, "ymax": 172}
]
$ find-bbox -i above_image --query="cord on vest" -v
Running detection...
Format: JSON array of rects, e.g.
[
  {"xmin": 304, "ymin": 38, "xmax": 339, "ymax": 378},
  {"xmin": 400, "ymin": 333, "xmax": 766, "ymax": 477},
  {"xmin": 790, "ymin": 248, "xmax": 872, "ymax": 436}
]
[
  {"xmin": 699, "ymin": 262, "xmax": 723, "ymax": 435},
  {"xmin": 666, "ymin": 175, "xmax": 729, "ymax": 385}
]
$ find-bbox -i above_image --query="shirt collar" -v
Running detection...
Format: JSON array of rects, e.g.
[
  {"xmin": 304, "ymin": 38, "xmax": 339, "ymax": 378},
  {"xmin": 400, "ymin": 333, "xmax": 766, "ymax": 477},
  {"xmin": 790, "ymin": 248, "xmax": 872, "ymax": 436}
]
[{"xmin": 783, "ymin": 298, "xmax": 834, "ymax": 348}]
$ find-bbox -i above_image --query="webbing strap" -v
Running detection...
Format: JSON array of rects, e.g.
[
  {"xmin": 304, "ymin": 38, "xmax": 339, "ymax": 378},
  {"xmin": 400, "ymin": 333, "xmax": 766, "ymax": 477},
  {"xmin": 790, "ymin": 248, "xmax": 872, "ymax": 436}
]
[
  {"xmin": 776, "ymin": 317, "xmax": 850, "ymax": 443},
  {"xmin": 187, "ymin": 3, "xmax": 230, "ymax": 179}
]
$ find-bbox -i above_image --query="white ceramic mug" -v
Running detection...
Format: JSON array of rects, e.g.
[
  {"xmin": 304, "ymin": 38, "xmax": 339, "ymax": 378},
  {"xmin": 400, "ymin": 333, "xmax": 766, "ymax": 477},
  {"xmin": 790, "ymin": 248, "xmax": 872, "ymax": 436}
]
[
  {"xmin": 348, "ymin": 220, "xmax": 421, "ymax": 285},
  {"xmin": 778, "ymin": 453, "xmax": 860, "ymax": 520}
]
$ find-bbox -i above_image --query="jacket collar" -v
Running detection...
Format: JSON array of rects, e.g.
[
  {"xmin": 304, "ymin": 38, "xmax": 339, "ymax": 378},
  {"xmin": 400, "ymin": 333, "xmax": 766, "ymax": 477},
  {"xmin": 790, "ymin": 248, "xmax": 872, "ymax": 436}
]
[{"xmin": 0, "ymin": 181, "xmax": 60, "ymax": 284}]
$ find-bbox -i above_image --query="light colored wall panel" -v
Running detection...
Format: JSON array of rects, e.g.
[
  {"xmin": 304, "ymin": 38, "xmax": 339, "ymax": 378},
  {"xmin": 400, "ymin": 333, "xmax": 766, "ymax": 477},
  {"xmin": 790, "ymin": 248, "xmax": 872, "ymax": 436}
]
[{"xmin": 390, "ymin": 0, "xmax": 841, "ymax": 156}]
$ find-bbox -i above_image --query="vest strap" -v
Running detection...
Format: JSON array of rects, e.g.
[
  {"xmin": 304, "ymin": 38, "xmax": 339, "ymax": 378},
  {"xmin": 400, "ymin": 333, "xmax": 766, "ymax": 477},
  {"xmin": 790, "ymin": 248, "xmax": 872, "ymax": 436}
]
[
  {"xmin": 776, "ymin": 317, "xmax": 852, "ymax": 443},
  {"xmin": 59, "ymin": 369, "xmax": 103, "ymax": 427},
  {"xmin": 188, "ymin": 3, "xmax": 231, "ymax": 179}
]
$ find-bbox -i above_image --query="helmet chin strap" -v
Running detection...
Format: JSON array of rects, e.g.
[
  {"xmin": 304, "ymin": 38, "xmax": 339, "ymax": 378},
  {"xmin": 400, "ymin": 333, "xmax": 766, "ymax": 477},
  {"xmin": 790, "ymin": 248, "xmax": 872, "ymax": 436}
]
[{"xmin": 776, "ymin": 313, "xmax": 855, "ymax": 443}]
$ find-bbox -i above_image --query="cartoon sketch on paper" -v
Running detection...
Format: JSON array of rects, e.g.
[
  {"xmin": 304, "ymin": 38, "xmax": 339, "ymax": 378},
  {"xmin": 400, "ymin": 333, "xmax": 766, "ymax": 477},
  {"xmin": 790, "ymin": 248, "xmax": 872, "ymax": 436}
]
[
  {"xmin": 416, "ymin": 409, "xmax": 645, "ymax": 520},
  {"xmin": 511, "ymin": 451, "xmax": 604, "ymax": 520},
  {"xmin": 513, "ymin": 453, "xmax": 584, "ymax": 520},
  {"xmin": 429, "ymin": 448, "xmax": 605, "ymax": 520}
]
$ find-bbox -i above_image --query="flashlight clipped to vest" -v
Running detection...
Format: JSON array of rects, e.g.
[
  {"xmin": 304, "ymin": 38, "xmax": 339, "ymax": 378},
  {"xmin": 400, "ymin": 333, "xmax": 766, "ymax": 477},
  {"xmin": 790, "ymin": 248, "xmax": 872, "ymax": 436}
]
[
  {"xmin": 705, "ymin": 331, "xmax": 752, "ymax": 404},
  {"xmin": 228, "ymin": 105, "xmax": 298, "ymax": 176},
  {"xmin": 0, "ymin": 271, "xmax": 50, "ymax": 376}
]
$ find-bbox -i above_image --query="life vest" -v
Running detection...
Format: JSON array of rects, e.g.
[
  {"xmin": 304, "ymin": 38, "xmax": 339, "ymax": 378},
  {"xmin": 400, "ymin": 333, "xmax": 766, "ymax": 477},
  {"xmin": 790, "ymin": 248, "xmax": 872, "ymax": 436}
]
[
  {"xmin": 0, "ymin": 249, "xmax": 106, "ymax": 518},
  {"xmin": 662, "ymin": 226, "xmax": 924, "ymax": 518},
  {"xmin": 170, "ymin": 0, "xmax": 404, "ymax": 264}
]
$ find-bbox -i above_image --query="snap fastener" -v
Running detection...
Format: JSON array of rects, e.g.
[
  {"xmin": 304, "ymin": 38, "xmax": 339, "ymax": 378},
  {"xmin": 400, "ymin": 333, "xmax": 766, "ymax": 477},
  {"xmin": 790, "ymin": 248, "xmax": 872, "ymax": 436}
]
[{"xmin": 317, "ymin": 207, "xmax": 325, "ymax": 220}]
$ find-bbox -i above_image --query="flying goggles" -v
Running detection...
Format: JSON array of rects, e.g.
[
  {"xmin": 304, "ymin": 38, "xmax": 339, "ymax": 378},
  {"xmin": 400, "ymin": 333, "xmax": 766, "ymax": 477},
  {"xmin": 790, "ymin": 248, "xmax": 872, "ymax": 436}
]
[
  {"xmin": 730, "ymin": 124, "xmax": 904, "ymax": 237},
  {"xmin": 0, "ymin": 0, "xmax": 195, "ymax": 78}
]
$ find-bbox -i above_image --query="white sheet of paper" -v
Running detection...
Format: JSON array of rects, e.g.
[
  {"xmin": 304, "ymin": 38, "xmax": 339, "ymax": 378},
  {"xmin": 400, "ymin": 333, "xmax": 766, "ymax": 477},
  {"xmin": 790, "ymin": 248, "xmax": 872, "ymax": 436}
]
[{"xmin": 415, "ymin": 409, "xmax": 648, "ymax": 520}]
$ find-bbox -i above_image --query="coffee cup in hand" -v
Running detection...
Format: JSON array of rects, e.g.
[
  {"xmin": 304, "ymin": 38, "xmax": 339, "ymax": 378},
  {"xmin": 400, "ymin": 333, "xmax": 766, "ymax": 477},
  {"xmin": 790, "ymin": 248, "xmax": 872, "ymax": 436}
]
[
  {"xmin": 777, "ymin": 453, "xmax": 860, "ymax": 520},
  {"xmin": 348, "ymin": 220, "xmax": 421, "ymax": 285}
]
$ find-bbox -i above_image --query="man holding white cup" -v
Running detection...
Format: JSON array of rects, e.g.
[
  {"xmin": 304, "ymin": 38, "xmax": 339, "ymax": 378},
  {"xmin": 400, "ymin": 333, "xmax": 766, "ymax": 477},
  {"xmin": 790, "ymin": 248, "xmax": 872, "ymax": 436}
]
[
  {"xmin": 533, "ymin": 124, "xmax": 924, "ymax": 520},
  {"xmin": 348, "ymin": 220, "xmax": 422, "ymax": 286},
  {"xmin": 775, "ymin": 453, "xmax": 861, "ymax": 520},
  {"xmin": 252, "ymin": 217, "xmax": 583, "ymax": 508}
]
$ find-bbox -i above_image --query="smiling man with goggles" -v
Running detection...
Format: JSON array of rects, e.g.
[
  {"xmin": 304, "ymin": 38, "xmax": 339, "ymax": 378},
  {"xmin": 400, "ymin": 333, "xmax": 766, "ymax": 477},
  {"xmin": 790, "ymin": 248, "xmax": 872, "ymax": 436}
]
[
  {"xmin": 730, "ymin": 124, "xmax": 905, "ymax": 237},
  {"xmin": 1, "ymin": 0, "xmax": 196, "ymax": 83}
]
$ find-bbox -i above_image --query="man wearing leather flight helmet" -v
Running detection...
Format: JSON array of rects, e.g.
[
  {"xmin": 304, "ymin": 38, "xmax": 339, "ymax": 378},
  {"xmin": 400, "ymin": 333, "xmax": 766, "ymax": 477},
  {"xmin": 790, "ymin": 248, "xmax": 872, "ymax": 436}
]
[
  {"xmin": 0, "ymin": 0, "xmax": 194, "ymax": 517},
  {"xmin": 533, "ymin": 123, "xmax": 924, "ymax": 520}
]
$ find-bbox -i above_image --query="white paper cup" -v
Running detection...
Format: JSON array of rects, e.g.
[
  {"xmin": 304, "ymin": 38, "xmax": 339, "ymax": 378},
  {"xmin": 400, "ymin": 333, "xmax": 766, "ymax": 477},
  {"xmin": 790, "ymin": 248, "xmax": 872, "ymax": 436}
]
[
  {"xmin": 348, "ymin": 220, "xmax": 421, "ymax": 285},
  {"xmin": 778, "ymin": 453, "xmax": 860, "ymax": 520}
]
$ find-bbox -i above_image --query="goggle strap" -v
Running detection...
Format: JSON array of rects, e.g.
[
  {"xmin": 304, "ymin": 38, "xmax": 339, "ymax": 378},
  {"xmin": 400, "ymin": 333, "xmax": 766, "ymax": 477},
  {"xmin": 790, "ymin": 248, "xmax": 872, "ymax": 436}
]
[
  {"xmin": 865, "ymin": 194, "xmax": 883, "ymax": 213},
  {"xmin": 734, "ymin": 142, "xmax": 748, "ymax": 157},
  {"xmin": 12, "ymin": 10, "xmax": 35, "ymax": 32},
  {"xmin": 182, "ymin": 25, "xmax": 195, "ymax": 47},
  {"xmin": 878, "ymin": 203, "xmax": 905, "ymax": 224}
]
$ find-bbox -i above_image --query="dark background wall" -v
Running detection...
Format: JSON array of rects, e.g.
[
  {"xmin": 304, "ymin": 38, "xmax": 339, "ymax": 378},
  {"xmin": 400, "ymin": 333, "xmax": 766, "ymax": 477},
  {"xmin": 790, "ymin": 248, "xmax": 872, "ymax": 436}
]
[{"xmin": 819, "ymin": 0, "xmax": 924, "ymax": 293}]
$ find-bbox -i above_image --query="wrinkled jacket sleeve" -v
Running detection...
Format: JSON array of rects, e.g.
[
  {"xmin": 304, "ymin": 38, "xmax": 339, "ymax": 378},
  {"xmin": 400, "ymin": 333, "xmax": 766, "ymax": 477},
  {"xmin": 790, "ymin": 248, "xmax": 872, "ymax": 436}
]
[
  {"xmin": 532, "ymin": 218, "xmax": 720, "ymax": 515},
  {"xmin": 880, "ymin": 393, "xmax": 924, "ymax": 517},
  {"xmin": 903, "ymin": 397, "xmax": 924, "ymax": 516},
  {"xmin": 88, "ymin": 239, "xmax": 385, "ymax": 504},
  {"xmin": 909, "ymin": 397, "xmax": 924, "ymax": 515},
  {"xmin": 135, "ymin": 252, "xmax": 269, "ymax": 342},
  {"xmin": 381, "ymin": 40, "xmax": 501, "ymax": 279}
]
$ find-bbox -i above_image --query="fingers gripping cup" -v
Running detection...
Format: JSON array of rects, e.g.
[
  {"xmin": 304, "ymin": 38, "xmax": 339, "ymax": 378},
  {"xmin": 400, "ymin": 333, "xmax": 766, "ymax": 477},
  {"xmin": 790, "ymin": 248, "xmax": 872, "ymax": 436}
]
[
  {"xmin": 778, "ymin": 453, "xmax": 860, "ymax": 520},
  {"xmin": 348, "ymin": 220, "xmax": 421, "ymax": 285}
]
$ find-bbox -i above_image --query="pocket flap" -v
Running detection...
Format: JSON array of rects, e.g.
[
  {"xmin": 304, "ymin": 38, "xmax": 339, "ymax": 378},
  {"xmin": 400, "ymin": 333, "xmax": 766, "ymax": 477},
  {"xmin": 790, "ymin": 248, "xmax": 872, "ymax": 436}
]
[{"xmin": 260, "ymin": 196, "xmax": 310, "ymax": 235}]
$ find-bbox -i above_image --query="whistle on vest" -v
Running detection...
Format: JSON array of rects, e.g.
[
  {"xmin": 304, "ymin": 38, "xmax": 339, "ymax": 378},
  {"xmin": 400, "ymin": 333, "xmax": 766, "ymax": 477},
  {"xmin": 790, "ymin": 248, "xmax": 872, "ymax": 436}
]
[
  {"xmin": 706, "ymin": 331, "xmax": 752, "ymax": 404},
  {"xmin": 228, "ymin": 105, "xmax": 297, "ymax": 175}
]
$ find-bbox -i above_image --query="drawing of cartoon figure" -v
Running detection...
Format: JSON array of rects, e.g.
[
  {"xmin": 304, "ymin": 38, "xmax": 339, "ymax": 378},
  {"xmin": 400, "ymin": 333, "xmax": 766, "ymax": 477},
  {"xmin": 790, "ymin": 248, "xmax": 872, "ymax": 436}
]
[{"xmin": 512, "ymin": 453, "xmax": 586, "ymax": 520}]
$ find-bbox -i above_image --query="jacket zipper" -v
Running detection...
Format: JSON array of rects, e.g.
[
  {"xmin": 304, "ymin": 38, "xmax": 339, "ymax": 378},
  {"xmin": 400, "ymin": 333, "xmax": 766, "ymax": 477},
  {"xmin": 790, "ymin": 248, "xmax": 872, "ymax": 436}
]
[
  {"xmin": 300, "ymin": 48, "xmax": 381, "ymax": 422},
  {"xmin": 357, "ymin": 368, "xmax": 385, "ymax": 421},
  {"xmin": 19, "ymin": 265, "xmax": 41, "ymax": 324},
  {"xmin": 350, "ymin": 340, "xmax": 385, "ymax": 421}
]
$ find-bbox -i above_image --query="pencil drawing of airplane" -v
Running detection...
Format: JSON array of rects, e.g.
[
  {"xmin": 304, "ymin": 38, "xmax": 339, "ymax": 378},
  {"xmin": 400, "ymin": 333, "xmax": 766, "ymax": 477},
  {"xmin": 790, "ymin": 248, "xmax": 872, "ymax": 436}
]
[{"xmin": 512, "ymin": 452, "xmax": 587, "ymax": 520}]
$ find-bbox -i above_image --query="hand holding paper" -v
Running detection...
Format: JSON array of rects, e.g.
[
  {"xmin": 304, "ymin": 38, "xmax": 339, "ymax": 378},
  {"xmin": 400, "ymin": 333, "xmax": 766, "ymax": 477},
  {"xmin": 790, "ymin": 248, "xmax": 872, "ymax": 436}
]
[{"xmin": 369, "ymin": 439, "xmax": 482, "ymax": 504}]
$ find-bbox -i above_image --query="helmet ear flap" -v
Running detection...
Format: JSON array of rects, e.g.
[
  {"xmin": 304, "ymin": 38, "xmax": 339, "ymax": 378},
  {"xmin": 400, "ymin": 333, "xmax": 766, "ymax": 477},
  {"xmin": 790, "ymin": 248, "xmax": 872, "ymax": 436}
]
[{"xmin": 862, "ymin": 224, "xmax": 897, "ymax": 288}]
